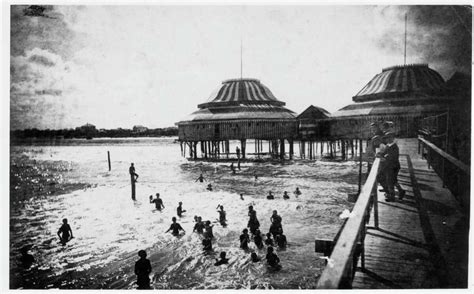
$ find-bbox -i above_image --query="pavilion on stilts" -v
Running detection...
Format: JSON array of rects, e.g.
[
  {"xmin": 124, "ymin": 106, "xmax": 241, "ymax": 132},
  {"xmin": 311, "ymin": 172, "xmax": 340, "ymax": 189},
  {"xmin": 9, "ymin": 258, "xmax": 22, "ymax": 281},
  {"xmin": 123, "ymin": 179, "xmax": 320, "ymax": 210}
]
[{"xmin": 176, "ymin": 78, "xmax": 297, "ymax": 160}]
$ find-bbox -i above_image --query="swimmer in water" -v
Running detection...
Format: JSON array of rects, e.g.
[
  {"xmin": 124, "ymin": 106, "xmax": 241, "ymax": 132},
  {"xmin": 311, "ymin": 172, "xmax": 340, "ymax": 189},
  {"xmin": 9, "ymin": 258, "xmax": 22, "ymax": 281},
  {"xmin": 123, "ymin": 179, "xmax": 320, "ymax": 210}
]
[
  {"xmin": 207, "ymin": 183, "xmax": 213, "ymax": 191},
  {"xmin": 240, "ymin": 193, "xmax": 244, "ymax": 200},
  {"xmin": 202, "ymin": 235, "xmax": 213, "ymax": 252},
  {"xmin": 266, "ymin": 191, "xmax": 274, "ymax": 200},
  {"xmin": 264, "ymin": 233, "xmax": 274, "ymax": 246},
  {"xmin": 254, "ymin": 229, "xmax": 264, "ymax": 249},
  {"xmin": 275, "ymin": 234, "xmax": 287, "ymax": 249},
  {"xmin": 217, "ymin": 205, "xmax": 226, "ymax": 226},
  {"xmin": 270, "ymin": 210, "xmax": 282, "ymax": 225},
  {"xmin": 240, "ymin": 228, "xmax": 250, "ymax": 250},
  {"xmin": 283, "ymin": 191, "xmax": 290, "ymax": 200},
  {"xmin": 177, "ymin": 202, "xmax": 186, "ymax": 217},
  {"xmin": 165, "ymin": 217, "xmax": 185, "ymax": 236},
  {"xmin": 195, "ymin": 173, "xmax": 205, "ymax": 183},
  {"xmin": 134, "ymin": 250, "xmax": 152, "ymax": 289},
  {"xmin": 248, "ymin": 210, "xmax": 260, "ymax": 235},
  {"xmin": 294, "ymin": 187, "xmax": 301, "ymax": 197},
  {"xmin": 248, "ymin": 205, "xmax": 255, "ymax": 217},
  {"xmin": 193, "ymin": 216, "xmax": 205, "ymax": 234},
  {"xmin": 251, "ymin": 252, "xmax": 261, "ymax": 263},
  {"xmin": 57, "ymin": 218, "xmax": 73, "ymax": 245},
  {"xmin": 266, "ymin": 246, "xmax": 282, "ymax": 270},
  {"xmin": 20, "ymin": 246, "xmax": 35, "ymax": 269},
  {"xmin": 204, "ymin": 221, "xmax": 214, "ymax": 239},
  {"xmin": 150, "ymin": 193, "xmax": 165, "ymax": 210},
  {"xmin": 214, "ymin": 251, "xmax": 229, "ymax": 266}
]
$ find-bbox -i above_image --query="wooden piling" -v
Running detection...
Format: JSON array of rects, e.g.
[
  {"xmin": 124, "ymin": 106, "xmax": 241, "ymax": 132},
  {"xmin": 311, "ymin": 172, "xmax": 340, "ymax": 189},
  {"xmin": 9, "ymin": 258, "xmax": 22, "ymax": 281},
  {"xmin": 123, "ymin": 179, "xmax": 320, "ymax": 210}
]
[
  {"xmin": 289, "ymin": 139, "xmax": 294, "ymax": 160},
  {"xmin": 280, "ymin": 138, "xmax": 285, "ymax": 160},
  {"xmin": 131, "ymin": 175, "xmax": 136, "ymax": 200},
  {"xmin": 107, "ymin": 151, "xmax": 111, "ymax": 171}
]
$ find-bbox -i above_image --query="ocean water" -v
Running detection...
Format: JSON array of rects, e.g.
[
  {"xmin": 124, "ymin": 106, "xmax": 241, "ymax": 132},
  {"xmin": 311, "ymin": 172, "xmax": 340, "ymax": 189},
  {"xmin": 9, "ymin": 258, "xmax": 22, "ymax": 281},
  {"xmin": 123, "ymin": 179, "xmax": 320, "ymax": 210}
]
[{"xmin": 10, "ymin": 137, "xmax": 359, "ymax": 289}]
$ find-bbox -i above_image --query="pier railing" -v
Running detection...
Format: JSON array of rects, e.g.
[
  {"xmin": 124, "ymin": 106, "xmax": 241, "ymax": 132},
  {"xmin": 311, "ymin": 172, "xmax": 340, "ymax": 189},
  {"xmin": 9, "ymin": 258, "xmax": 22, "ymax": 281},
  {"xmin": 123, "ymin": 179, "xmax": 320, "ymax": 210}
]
[
  {"xmin": 418, "ymin": 136, "xmax": 470, "ymax": 211},
  {"xmin": 316, "ymin": 158, "xmax": 380, "ymax": 289}
]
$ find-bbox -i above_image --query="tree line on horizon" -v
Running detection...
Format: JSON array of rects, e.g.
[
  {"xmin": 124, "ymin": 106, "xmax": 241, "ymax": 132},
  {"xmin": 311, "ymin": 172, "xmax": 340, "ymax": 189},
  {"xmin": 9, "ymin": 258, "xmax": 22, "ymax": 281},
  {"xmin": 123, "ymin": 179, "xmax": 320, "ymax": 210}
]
[{"xmin": 10, "ymin": 126, "xmax": 178, "ymax": 139}]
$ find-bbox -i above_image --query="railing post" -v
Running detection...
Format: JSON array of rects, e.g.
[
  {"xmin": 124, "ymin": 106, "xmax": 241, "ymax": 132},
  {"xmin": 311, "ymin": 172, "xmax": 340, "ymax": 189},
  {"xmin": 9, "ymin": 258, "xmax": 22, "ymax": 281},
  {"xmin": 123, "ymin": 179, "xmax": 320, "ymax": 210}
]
[
  {"xmin": 360, "ymin": 216, "xmax": 366, "ymax": 269},
  {"xmin": 418, "ymin": 137, "xmax": 421, "ymax": 155},
  {"xmin": 372, "ymin": 184, "xmax": 379, "ymax": 229}
]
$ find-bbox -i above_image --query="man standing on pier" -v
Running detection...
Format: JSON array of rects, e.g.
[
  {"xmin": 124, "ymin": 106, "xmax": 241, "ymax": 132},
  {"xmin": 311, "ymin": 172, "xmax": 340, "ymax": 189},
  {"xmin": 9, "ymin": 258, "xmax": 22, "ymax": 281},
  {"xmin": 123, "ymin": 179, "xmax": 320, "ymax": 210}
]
[
  {"xmin": 380, "ymin": 132, "xmax": 400, "ymax": 202},
  {"xmin": 129, "ymin": 163, "xmax": 139, "ymax": 200}
]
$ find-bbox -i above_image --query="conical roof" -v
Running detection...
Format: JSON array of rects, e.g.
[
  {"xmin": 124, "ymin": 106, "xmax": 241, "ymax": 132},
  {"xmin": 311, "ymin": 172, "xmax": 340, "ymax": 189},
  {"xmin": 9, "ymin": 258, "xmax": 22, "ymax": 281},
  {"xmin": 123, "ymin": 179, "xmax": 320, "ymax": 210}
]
[
  {"xmin": 198, "ymin": 78, "xmax": 285, "ymax": 108},
  {"xmin": 178, "ymin": 78, "xmax": 295, "ymax": 123},
  {"xmin": 354, "ymin": 64, "xmax": 446, "ymax": 102}
]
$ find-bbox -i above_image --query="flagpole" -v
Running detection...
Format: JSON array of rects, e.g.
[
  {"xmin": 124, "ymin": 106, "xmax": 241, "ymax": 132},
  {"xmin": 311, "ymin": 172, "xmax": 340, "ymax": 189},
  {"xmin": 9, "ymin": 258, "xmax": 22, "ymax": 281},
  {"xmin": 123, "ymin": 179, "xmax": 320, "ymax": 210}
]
[{"xmin": 404, "ymin": 13, "xmax": 407, "ymax": 65}]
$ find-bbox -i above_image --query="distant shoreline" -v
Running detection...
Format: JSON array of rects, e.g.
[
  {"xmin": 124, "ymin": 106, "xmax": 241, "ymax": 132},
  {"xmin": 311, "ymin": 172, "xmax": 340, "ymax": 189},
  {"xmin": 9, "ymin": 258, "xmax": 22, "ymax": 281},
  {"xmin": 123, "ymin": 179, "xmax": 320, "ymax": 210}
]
[
  {"xmin": 10, "ymin": 135, "xmax": 178, "ymax": 145},
  {"xmin": 10, "ymin": 127, "xmax": 178, "ymax": 142}
]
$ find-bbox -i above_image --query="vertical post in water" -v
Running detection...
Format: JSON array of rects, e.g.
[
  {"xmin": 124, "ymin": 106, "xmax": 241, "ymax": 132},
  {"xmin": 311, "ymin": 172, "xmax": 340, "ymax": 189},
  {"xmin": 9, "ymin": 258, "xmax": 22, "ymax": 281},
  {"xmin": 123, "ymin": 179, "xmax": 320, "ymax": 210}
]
[
  {"xmin": 107, "ymin": 151, "xmax": 111, "ymax": 171},
  {"xmin": 131, "ymin": 176, "xmax": 136, "ymax": 201}
]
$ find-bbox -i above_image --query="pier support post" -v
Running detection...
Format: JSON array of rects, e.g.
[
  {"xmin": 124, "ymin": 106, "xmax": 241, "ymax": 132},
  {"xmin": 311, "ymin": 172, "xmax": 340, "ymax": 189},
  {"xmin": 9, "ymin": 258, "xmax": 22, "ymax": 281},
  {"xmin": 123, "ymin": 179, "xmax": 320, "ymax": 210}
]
[
  {"xmin": 193, "ymin": 142, "xmax": 198, "ymax": 159},
  {"xmin": 280, "ymin": 139, "xmax": 285, "ymax": 160},
  {"xmin": 341, "ymin": 140, "xmax": 346, "ymax": 160},
  {"xmin": 240, "ymin": 139, "xmax": 246, "ymax": 159},
  {"xmin": 301, "ymin": 141, "xmax": 305, "ymax": 159},
  {"xmin": 289, "ymin": 139, "xmax": 294, "ymax": 160}
]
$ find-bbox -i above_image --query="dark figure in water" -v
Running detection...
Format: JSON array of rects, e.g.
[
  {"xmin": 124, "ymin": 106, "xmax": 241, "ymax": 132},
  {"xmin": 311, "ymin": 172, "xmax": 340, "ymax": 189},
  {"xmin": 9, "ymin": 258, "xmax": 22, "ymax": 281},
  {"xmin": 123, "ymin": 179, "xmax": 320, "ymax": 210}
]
[
  {"xmin": 266, "ymin": 191, "xmax": 274, "ymax": 200},
  {"xmin": 217, "ymin": 205, "xmax": 227, "ymax": 226},
  {"xmin": 177, "ymin": 202, "xmax": 186, "ymax": 217},
  {"xmin": 269, "ymin": 210, "xmax": 283, "ymax": 238},
  {"xmin": 266, "ymin": 246, "xmax": 282, "ymax": 271},
  {"xmin": 193, "ymin": 216, "xmax": 205, "ymax": 234},
  {"xmin": 251, "ymin": 252, "xmax": 261, "ymax": 263},
  {"xmin": 254, "ymin": 229, "xmax": 264, "ymax": 249},
  {"xmin": 275, "ymin": 234, "xmax": 287, "ymax": 249},
  {"xmin": 283, "ymin": 191, "xmax": 290, "ymax": 200},
  {"xmin": 129, "ymin": 163, "xmax": 139, "ymax": 182},
  {"xmin": 214, "ymin": 251, "xmax": 229, "ymax": 266},
  {"xmin": 248, "ymin": 205, "xmax": 255, "ymax": 217},
  {"xmin": 134, "ymin": 250, "xmax": 152, "ymax": 289},
  {"xmin": 150, "ymin": 193, "xmax": 164, "ymax": 211},
  {"xmin": 240, "ymin": 228, "xmax": 250, "ymax": 250},
  {"xmin": 269, "ymin": 223, "xmax": 283, "ymax": 239},
  {"xmin": 20, "ymin": 246, "xmax": 35, "ymax": 269},
  {"xmin": 230, "ymin": 162, "xmax": 235, "ymax": 174},
  {"xmin": 165, "ymin": 217, "xmax": 185, "ymax": 236},
  {"xmin": 57, "ymin": 218, "xmax": 73, "ymax": 245},
  {"xmin": 247, "ymin": 210, "xmax": 260, "ymax": 235},
  {"xmin": 204, "ymin": 221, "xmax": 214, "ymax": 239},
  {"xmin": 294, "ymin": 187, "xmax": 301, "ymax": 197},
  {"xmin": 129, "ymin": 163, "xmax": 139, "ymax": 200},
  {"xmin": 195, "ymin": 173, "xmax": 205, "ymax": 183},
  {"xmin": 240, "ymin": 193, "xmax": 244, "ymax": 200},
  {"xmin": 270, "ymin": 210, "xmax": 282, "ymax": 225},
  {"xmin": 202, "ymin": 235, "xmax": 213, "ymax": 252},
  {"xmin": 264, "ymin": 233, "xmax": 274, "ymax": 246},
  {"xmin": 207, "ymin": 183, "xmax": 213, "ymax": 191}
]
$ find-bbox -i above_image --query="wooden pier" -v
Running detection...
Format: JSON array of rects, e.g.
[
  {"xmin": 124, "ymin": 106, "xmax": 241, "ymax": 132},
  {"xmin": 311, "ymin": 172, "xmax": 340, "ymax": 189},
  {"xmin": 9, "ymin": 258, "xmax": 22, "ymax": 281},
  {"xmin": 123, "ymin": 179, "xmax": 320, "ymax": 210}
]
[{"xmin": 317, "ymin": 138, "xmax": 469, "ymax": 289}]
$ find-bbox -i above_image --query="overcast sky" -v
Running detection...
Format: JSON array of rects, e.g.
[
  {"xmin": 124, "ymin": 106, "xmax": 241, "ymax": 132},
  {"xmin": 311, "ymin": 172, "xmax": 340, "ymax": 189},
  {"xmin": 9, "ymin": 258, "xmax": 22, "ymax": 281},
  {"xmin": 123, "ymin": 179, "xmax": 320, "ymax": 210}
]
[{"xmin": 9, "ymin": 4, "xmax": 471, "ymax": 130}]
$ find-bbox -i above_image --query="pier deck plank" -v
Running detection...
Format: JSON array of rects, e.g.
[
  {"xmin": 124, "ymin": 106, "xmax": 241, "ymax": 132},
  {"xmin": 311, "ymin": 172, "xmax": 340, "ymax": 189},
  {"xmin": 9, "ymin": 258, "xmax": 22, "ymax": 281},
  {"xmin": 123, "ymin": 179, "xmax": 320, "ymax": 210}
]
[{"xmin": 351, "ymin": 139, "xmax": 469, "ymax": 289}]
